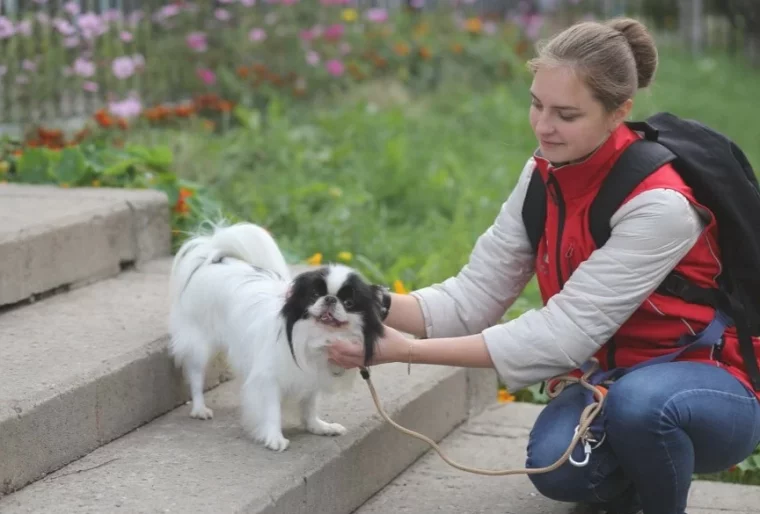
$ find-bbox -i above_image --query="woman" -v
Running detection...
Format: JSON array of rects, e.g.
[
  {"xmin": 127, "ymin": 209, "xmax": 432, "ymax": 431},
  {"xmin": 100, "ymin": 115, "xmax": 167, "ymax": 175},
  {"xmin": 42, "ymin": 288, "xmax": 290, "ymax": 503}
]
[{"xmin": 327, "ymin": 16, "xmax": 760, "ymax": 514}]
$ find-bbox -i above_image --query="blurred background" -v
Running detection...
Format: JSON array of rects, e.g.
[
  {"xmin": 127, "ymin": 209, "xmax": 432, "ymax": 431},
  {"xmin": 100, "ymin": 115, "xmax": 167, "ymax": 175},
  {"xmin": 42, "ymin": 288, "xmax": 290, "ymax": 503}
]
[{"xmin": 0, "ymin": 0, "xmax": 758, "ymax": 483}]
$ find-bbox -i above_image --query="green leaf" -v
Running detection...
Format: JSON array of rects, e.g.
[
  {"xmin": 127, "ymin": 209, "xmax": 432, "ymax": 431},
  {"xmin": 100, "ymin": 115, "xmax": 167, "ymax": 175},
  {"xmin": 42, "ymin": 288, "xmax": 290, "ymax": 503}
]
[
  {"xmin": 16, "ymin": 148, "xmax": 52, "ymax": 184},
  {"xmin": 54, "ymin": 148, "xmax": 87, "ymax": 186}
]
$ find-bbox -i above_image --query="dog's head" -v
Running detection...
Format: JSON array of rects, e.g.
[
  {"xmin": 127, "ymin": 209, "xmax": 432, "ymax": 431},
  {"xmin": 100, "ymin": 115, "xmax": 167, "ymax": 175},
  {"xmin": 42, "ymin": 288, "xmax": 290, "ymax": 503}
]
[{"xmin": 281, "ymin": 264, "xmax": 385, "ymax": 367}]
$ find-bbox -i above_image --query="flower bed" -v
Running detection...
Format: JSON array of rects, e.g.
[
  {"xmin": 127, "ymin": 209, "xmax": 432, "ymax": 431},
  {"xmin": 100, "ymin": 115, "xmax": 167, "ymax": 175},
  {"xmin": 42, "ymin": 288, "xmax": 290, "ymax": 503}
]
[{"xmin": 0, "ymin": 0, "xmax": 541, "ymax": 126}]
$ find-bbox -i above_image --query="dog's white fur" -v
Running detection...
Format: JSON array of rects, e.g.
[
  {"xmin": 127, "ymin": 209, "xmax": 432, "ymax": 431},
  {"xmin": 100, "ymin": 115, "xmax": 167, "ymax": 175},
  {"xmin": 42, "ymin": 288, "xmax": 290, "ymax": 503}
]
[{"xmin": 168, "ymin": 222, "xmax": 366, "ymax": 451}]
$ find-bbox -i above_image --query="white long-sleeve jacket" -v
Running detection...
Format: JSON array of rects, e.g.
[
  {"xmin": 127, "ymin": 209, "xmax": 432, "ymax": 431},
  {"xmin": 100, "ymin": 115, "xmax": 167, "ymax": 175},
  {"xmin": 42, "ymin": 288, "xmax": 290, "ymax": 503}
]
[{"xmin": 409, "ymin": 157, "xmax": 706, "ymax": 392}]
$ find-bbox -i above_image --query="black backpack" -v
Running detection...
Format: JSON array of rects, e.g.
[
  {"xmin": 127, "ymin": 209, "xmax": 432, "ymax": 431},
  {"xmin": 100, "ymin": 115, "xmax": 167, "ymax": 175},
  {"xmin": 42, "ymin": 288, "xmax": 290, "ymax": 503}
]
[{"xmin": 521, "ymin": 112, "xmax": 760, "ymax": 390}]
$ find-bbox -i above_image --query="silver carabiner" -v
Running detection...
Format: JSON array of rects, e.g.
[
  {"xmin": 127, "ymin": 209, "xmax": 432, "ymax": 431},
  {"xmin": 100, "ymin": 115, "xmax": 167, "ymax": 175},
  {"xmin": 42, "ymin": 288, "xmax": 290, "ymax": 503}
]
[
  {"xmin": 569, "ymin": 425, "xmax": 594, "ymax": 468},
  {"xmin": 569, "ymin": 440, "xmax": 592, "ymax": 467}
]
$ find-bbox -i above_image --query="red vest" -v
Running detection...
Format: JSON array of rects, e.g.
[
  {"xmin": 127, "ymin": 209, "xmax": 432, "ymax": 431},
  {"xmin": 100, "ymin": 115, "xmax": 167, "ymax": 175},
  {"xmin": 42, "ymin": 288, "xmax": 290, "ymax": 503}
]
[{"xmin": 533, "ymin": 123, "xmax": 760, "ymax": 398}]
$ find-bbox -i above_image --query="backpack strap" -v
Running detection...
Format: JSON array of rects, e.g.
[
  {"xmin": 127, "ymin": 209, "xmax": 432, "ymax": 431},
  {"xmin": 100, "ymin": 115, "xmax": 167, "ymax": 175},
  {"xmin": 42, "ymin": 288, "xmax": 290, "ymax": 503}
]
[
  {"xmin": 588, "ymin": 137, "xmax": 677, "ymax": 248},
  {"xmin": 521, "ymin": 166, "xmax": 547, "ymax": 256}
]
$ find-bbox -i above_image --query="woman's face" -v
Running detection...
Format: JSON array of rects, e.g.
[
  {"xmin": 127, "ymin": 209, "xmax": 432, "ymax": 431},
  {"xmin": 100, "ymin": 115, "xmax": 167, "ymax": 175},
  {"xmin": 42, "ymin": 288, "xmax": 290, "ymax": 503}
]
[{"xmin": 529, "ymin": 65, "xmax": 631, "ymax": 165}]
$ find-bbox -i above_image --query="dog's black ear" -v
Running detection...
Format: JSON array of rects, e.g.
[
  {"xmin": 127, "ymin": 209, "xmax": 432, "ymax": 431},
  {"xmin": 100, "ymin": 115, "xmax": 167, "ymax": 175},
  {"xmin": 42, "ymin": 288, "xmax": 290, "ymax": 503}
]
[{"xmin": 361, "ymin": 297, "xmax": 385, "ymax": 367}]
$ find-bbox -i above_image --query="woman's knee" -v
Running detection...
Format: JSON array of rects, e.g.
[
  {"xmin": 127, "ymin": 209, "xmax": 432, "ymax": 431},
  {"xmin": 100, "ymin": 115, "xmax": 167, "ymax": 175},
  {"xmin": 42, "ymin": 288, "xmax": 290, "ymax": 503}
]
[
  {"xmin": 526, "ymin": 390, "xmax": 597, "ymax": 501},
  {"xmin": 527, "ymin": 433, "xmax": 592, "ymax": 501}
]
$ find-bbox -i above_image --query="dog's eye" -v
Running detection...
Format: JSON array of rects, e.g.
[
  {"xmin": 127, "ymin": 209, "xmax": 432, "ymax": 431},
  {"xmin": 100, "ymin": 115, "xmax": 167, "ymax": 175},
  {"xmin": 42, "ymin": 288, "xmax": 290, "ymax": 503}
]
[
  {"xmin": 344, "ymin": 299, "xmax": 354, "ymax": 309},
  {"xmin": 312, "ymin": 291, "xmax": 320, "ymax": 300}
]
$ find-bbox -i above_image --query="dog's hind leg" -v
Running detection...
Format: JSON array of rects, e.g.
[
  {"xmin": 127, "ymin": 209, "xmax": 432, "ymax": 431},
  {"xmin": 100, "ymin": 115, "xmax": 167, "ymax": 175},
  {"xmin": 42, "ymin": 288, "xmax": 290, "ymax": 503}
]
[
  {"xmin": 171, "ymin": 327, "xmax": 214, "ymax": 420},
  {"xmin": 241, "ymin": 374, "xmax": 289, "ymax": 451}
]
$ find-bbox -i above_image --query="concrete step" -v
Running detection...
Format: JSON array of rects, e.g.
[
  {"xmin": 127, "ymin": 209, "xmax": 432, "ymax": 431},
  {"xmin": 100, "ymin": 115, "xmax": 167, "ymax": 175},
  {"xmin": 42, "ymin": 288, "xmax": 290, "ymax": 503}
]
[
  {"xmin": 0, "ymin": 258, "xmax": 233, "ymax": 496},
  {"xmin": 0, "ymin": 363, "xmax": 497, "ymax": 513},
  {"xmin": 0, "ymin": 184, "xmax": 170, "ymax": 308},
  {"xmin": 354, "ymin": 402, "xmax": 760, "ymax": 514}
]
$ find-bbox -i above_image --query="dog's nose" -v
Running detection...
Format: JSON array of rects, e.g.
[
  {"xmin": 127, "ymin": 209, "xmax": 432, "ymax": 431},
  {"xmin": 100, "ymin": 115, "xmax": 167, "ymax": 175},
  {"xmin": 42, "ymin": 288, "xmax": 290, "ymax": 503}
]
[{"xmin": 324, "ymin": 295, "xmax": 337, "ymax": 306}]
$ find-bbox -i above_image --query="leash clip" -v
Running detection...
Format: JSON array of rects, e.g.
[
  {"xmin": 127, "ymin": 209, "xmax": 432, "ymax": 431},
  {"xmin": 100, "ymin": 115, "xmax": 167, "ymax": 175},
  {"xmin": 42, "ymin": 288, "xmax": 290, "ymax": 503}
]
[{"xmin": 568, "ymin": 425, "xmax": 598, "ymax": 468}]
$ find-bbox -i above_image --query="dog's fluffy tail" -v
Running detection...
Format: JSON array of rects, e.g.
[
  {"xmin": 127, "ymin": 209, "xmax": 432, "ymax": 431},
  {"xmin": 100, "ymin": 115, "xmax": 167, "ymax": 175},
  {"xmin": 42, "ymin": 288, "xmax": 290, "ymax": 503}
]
[{"xmin": 169, "ymin": 221, "xmax": 291, "ymax": 304}]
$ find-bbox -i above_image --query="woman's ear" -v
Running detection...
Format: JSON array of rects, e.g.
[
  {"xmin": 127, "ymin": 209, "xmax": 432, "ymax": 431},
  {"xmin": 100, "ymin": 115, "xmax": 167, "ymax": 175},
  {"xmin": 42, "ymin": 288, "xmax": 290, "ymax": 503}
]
[{"xmin": 610, "ymin": 98, "xmax": 634, "ymax": 130}]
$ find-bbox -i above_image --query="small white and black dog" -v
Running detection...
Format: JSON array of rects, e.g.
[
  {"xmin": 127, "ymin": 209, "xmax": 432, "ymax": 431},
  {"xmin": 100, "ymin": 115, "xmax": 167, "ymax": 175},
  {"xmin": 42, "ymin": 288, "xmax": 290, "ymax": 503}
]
[{"xmin": 168, "ymin": 222, "xmax": 384, "ymax": 451}]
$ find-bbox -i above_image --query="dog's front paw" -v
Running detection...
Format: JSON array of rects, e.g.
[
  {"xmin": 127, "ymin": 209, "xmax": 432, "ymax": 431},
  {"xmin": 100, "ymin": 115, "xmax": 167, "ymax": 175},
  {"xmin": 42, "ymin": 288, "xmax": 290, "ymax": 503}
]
[
  {"xmin": 190, "ymin": 405, "xmax": 214, "ymax": 420},
  {"xmin": 307, "ymin": 419, "xmax": 347, "ymax": 437},
  {"xmin": 262, "ymin": 433, "xmax": 290, "ymax": 452}
]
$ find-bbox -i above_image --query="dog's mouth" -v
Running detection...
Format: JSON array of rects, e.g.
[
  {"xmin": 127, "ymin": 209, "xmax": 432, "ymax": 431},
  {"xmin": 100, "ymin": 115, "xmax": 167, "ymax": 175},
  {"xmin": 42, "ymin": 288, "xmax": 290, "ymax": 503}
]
[{"xmin": 317, "ymin": 311, "xmax": 347, "ymax": 328}]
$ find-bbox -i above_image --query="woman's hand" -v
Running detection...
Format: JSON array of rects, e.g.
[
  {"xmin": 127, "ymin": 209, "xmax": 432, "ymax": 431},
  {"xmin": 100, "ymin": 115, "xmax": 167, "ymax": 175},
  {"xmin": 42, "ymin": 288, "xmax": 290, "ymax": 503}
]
[{"xmin": 328, "ymin": 326, "xmax": 410, "ymax": 369}]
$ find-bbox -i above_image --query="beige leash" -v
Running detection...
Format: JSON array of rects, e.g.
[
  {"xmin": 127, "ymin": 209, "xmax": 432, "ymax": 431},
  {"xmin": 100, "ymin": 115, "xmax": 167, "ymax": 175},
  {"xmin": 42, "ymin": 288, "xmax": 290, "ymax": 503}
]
[{"xmin": 360, "ymin": 358, "xmax": 609, "ymax": 476}]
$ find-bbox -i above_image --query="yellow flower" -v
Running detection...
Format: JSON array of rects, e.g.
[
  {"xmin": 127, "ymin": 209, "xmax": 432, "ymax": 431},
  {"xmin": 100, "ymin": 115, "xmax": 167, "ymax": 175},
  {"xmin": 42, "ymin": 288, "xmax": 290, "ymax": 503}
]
[
  {"xmin": 464, "ymin": 17, "xmax": 482, "ymax": 34},
  {"xmin": 0, "ymin": 161, "xmax": 8, "ymax": 174},
  {"xmin": 337, "ymin": 251, "xmax": 352, "ymax": 262},
  {"xmin": 60, "ymin": 183, "xmax": 70, "ymax": 188},
  {"xmin": 498, "ymin": 389, "xmax": 515, "ymax": 403},
  {"xmin": 306, "ymin": 252, "xmax": 323, "ymax": 266},
  {"xmin": 91, "ymin": 179, "xmax": 101, "ymax": 187},
  {"xmin": 393, "ymin": 279, "xmax": 408, "ymax": 294},
  {"xmin": 341, "ymin": 8, "xmax": 358, "ymax": 22}
]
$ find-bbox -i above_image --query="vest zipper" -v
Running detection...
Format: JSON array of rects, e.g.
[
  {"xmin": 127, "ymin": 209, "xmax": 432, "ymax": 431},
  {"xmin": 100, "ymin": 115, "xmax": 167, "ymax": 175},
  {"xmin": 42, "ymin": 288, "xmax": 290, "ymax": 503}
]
[{"xmin": 547, "ymin": 173, "xmax": 566, "ymax": 290}]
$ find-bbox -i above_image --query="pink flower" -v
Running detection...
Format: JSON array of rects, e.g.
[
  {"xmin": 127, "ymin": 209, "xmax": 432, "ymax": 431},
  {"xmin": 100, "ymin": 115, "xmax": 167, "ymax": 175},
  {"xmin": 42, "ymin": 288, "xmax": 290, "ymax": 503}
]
[
  {"xmin": 249, "ymin": 28, "xmax": 266, "ymax": 42},
  {"xmin": 22, "ymin": 59, "xmax": 36, "ymax": 72},
  {"xmin": 82, "ymin": 81, "xmax": 99, "ymax": 93},
  {"xmin": 109, "ymin": 96, "xmax": 142, "ymax": 118},
  {"xmin": 305, "ymin": 50, "xmax": 320, "ymax": 66},
  {"xmin": 186, "ymin": 31, "xmax": 208, "ymax": 52},
  {"xmin": 16, "ymin": 20, "xmax": 32, "ymax": 37},
  {"xmin": 120, "ymin": 31, "xmax": 133, "ymax": 42},
  {"xmin": 63, "ymin": 36, "xmax": 79, "ymax": 48},
  {"xmin": 323, "ymin": 23, "xmax": 344, "ymax": 41},
  {"xmin": 63, "ymin": 1, "xmax": 80, "ymax": 15},
  {"xmin": 281, "ymin": 0, "xmax": 299, "ymax": 4},
  {"xmin": 299, "ymin": 28, "xmax": 316, "ymax": 42},
  {"xmin": 241, "ymin": 0, "xmax": 256, "ymax": 5},
  {"xmin": 0, "ymin": 17, "xmax": 15, "ymax": 39},
  {"xmin": 365, "ymin": 8, "xmax": 388, "ymax": 23},
  {"xmin": 112, "ymin": 56, "xmax": 136, "ymax": 79},
  {"xmin": 196, "ymin": 68, "xmax": 216, "ymax": 85},
  {"xmin": 52, "ymin": 18, "xmax": 76, "ymax": 36},
  {"xmin": 325, "ymin": 59, "xmax": 344, "ymax": 77},
  {"xmin": 132, "ymin": 54, "xmax": 145, "ymax": 70},
  {"xmin": 77, "ymin": 13, "xmax": 107, "ymax": 40},
  {"xmin": 73, "ymin": 57, "xmax": 96, "ymax": 77},
  {"xmin": 214, "ymin": 9, "xmax": 231, "ymax": 21}
]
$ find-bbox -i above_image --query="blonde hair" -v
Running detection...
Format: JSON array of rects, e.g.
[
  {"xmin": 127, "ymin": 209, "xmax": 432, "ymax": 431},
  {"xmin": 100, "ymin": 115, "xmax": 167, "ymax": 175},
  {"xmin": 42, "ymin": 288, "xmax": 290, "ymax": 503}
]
[{"xmin": 528, "ymin": 17, "xmax": 658, "ymax": 112}]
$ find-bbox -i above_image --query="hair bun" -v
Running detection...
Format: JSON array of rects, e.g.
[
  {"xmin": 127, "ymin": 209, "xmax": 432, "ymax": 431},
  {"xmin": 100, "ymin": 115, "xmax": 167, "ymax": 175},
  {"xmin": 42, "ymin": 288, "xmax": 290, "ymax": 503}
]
[{"xmin": 606, "ymin": 17, "xmax": 658, "ymax": 88}]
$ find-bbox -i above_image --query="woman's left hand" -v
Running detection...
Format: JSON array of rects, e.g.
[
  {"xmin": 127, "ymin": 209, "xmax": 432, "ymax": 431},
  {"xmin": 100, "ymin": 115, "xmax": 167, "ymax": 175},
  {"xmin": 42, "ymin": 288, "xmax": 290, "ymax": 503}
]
[{"xmin": 328, "ymin": 326, "xmax": 408, "ymax": 369}]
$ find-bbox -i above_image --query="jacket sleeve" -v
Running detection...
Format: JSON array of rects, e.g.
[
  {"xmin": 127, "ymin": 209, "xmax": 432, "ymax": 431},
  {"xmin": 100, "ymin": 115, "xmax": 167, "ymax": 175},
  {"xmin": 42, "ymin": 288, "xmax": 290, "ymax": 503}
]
[
  {"xmin": 409, "ymin": 157, "xmax": 537, "ymax": 340},
  {"xmin": 480, "ymin": 187, "xmax": 705, "ymax": 392}
]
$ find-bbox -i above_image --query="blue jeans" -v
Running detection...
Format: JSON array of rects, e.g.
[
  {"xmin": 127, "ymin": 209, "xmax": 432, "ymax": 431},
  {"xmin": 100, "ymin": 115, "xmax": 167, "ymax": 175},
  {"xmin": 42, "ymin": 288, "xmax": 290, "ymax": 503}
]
[{"xmin": 526, "ymin": 362, "xmax": 760, "ymax": 514}]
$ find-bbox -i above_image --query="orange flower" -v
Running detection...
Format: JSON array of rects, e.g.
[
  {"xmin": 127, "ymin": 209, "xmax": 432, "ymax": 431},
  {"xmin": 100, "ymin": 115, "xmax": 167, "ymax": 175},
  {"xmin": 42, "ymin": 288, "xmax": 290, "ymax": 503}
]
[
  {"xmin": 393, "ymin": 42, "xmax": 410, "ymax": 57},
  {"xmin": 173, "ymin": 103, "xmax": 195, "ymax": 118},
  {"xmin": 217, "ymin": 100, "xmax": 233, "ymax": 113},
  {"xmin": 419, "ymin": 46, "xmax": 432, "ymax": 60},
  {"xmin": 371, "ymin": 55, "xmax": 388, "ymax": 69},
  {"xmin": 450, "ymin": 43, "xmax": 463, "ymax": 55},
  {"xmin": 306, "ymin": 253, "xmax": 323, "ymax": 266},
  {"xmin": 116, "ymin": 118, "xmax": 129, "ymax": 130},
  {"xmin": 236, "ymin": 65, "xmax": 250, "ymax": 78},
  {"xmin": 464, "ymin": 17, "xmax": 482, "ymax": 34},
  {"xmin": 498, "ymin": 389, "xmax": 516, "ymax": 403},
  {"xmin": 174, "ymin": 187, "xmax": 194, "ymax": 214},
  {"xmin": 94, "ymin": 108, "xmax": 113, "ymax": 128},
  {"xmin": 393, "ymin": 279, "xmax": 408, "ymax": 294}
]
